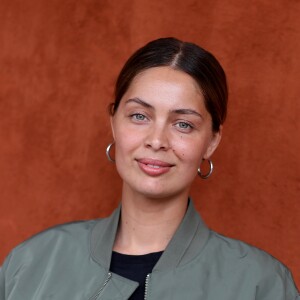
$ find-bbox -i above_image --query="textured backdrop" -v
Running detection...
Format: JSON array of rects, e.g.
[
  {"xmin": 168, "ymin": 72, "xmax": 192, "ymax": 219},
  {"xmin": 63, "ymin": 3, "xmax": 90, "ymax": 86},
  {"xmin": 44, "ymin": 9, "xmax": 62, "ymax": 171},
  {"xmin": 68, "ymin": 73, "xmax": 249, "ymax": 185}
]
[{"xmin": 0, "ymin": 0, "xmax": 299, "ymax": 286}]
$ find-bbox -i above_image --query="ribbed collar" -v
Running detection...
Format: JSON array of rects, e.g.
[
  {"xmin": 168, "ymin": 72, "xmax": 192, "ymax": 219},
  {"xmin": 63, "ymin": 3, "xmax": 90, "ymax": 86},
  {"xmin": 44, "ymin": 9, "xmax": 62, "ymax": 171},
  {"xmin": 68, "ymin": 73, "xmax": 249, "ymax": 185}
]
[{"xmin": 90, "ymin": 200, "xmax": 210, "ymax": 272}]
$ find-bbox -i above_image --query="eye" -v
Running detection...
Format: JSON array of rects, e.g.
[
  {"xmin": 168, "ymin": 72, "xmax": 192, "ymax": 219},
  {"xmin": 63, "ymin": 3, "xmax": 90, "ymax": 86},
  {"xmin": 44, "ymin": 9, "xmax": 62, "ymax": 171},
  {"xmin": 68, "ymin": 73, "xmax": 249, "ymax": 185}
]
[
  {"xmin": 174, "ymin": 121, "xmax": 194, "ymax": 132},
  {"xmin": 178, "ymin": 122, "xmax": 190, "ymax": 128},
  {"xmin": 131, "ymin": 113, "xmax": 147, "ymax": 121}
]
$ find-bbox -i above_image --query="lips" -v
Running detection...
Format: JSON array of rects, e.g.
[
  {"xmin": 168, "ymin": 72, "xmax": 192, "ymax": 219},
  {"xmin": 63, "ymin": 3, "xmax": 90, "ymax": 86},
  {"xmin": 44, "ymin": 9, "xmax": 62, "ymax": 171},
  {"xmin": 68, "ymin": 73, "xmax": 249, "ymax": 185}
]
[{"xmin": 136, "ymin": 158, "xmax": 174, "ymax": 176}]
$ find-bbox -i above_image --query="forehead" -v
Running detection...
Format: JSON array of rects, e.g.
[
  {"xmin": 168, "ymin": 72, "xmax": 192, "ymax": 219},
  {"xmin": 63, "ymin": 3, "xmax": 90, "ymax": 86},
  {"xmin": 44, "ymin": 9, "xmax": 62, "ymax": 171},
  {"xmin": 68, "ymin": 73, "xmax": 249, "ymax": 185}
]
[{"xmin": 122, "ymin": 66, "xmax": 206, "ymax": 111}]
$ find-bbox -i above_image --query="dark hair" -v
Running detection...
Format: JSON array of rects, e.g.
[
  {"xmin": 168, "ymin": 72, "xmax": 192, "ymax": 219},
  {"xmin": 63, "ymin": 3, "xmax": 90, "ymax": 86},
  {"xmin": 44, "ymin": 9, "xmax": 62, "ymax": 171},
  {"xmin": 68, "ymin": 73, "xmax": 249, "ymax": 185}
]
[{"xmin": 110, "ymin": 37, "xmax": 228, "ymax": 132}]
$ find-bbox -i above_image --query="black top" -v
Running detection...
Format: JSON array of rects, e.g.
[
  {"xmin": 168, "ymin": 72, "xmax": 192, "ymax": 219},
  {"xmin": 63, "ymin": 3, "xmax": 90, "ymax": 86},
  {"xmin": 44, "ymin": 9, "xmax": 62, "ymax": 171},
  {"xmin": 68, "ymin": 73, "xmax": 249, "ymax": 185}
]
[{"xmin": 110, "ymin": 251, "xmax": 163, "ymax": 300}]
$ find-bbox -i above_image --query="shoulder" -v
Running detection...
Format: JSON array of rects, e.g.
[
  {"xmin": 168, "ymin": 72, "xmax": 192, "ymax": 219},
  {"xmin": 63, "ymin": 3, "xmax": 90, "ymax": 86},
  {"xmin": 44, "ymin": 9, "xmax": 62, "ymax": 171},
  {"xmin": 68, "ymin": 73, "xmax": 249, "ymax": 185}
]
[
  {"xmin": 208, "ymin": 230, "xmax": 289, "ymax": 273},
  {"xmin": 2, "ymin": 219, "xmax": 102, "ymax": 271},
  {"xmin": 205, "ymin": 230, "xmax": 299, "ymax": 297},
  {"xmin": 0, "ymin": 217, "xmax": 113, "ymax": 299},
  {"xmin": 17, "ymin": 220, "xmax": 96, "ymax": 251}
]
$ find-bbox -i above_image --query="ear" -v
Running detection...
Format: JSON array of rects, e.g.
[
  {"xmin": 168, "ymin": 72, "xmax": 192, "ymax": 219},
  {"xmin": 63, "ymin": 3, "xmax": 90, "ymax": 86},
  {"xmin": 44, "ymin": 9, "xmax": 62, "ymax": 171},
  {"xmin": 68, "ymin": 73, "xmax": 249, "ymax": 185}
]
[
  {"xmin": 110, "ymin": 116, "xmax": 116, "ymax": 140},
  {"xmin": 203, "ymin": 125, "xmax": 222, "ymax": 159}
]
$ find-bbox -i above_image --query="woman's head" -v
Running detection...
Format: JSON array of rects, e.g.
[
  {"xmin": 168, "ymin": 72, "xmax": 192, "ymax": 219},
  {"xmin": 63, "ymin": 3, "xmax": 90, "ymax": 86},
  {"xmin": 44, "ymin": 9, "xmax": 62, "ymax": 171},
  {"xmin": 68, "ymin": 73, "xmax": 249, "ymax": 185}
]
[
  {"xmin": 109, "ymin": 38, "xmax": 228, "ymax": 199},
  {"xmin": 110, "ymin": 37, "xmax": 228, "ymax": 133}
]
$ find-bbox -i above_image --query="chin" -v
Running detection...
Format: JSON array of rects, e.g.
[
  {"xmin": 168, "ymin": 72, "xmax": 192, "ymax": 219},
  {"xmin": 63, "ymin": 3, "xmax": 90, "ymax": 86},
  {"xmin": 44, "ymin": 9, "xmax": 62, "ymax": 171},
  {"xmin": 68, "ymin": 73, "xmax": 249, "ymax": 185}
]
[
  {"xmin": 121, "ymin": 175, "xmax": 192, "ymax": 200},
  {"xmin": 133, "ymin": 184, "xmax": 188, "ymax": 200}
]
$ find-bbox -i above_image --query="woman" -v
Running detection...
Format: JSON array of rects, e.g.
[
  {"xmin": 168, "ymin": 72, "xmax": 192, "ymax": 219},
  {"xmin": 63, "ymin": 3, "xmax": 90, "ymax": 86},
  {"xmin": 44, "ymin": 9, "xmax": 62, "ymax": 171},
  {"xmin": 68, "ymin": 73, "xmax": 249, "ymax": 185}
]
[{"xmin": 0, "ymin": 37, "xmax": 299, "ymax": 299}]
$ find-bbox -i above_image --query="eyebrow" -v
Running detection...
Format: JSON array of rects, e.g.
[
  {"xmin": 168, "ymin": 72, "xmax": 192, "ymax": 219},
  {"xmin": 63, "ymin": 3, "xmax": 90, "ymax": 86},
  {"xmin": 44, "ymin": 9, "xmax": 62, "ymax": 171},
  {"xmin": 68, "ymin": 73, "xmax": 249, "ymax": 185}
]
[
  {"xmin": 125, "ymin": 97, "xmax": 154, "ymax": 109},
  {"xmin": 171, "ymin": 108, "xmax": 203, "ymax": 119},
  {"xmin": 125, "ymin": 97, "xmax": 203, "ymax": 119}
]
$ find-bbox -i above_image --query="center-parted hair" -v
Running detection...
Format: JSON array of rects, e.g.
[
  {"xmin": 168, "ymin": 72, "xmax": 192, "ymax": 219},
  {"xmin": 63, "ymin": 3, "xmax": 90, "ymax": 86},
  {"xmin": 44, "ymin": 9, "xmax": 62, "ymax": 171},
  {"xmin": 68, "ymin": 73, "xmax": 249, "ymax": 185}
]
[{"xmin": 110, "ymin": 37, "xmax": 228, "ymax": 132}]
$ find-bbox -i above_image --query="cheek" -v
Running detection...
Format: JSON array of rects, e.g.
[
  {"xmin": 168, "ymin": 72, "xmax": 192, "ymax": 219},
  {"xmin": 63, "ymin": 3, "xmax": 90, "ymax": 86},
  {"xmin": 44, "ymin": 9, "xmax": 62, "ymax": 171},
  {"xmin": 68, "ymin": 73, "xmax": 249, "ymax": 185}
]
[
  {"xmin": 171, "ymin": 136, "xmax": 209, "ymax": 166},
  {"xmin": 114, "ymin": 128, "xmax": 142, "ymax": 158}
]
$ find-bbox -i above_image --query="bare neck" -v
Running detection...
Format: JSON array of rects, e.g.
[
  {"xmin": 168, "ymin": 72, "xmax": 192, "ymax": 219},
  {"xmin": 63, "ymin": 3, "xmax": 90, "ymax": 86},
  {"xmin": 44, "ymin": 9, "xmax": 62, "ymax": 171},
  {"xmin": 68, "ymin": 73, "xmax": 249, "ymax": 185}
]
[{"xmin": 113, "ymin": 186, "xmax": 189, "ymax": 255}]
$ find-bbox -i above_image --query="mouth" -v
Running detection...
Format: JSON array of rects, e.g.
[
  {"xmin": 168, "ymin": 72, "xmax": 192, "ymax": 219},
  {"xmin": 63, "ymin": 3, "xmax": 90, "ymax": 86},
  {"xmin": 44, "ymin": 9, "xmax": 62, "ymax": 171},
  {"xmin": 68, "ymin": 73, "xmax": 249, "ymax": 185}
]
[{"xmin": 136, "ymin": 158, "xmax": 174, "ymax": 176}]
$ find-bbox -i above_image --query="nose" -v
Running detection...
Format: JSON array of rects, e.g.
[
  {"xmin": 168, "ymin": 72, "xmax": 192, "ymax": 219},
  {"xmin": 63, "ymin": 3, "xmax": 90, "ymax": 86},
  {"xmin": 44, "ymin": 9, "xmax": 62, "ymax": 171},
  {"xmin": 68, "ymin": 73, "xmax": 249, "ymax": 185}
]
[{"xmin": 144, "ymin": 123, "xmax": 170, "ymax": 151}]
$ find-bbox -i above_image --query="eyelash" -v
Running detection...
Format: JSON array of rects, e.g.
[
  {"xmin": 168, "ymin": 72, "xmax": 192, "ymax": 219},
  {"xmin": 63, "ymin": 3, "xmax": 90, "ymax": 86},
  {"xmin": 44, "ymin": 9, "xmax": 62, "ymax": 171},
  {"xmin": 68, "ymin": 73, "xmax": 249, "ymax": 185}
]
[
  {"xmin": 175, "ymin": 121, "xmax": 194, "ymax": 131},
  {"xmin": 130, "ymin": 113, "xmax": 148, "ymax": 122}
]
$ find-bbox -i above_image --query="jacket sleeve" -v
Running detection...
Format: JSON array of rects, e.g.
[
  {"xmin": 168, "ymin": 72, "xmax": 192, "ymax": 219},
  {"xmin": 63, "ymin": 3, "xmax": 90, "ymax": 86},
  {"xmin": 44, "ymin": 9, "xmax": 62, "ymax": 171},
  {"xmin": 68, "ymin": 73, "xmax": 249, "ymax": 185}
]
[
  {"xmin": 0, "ymin": 253, "xmax": 12, "ymax": 300},
  {"xmin": 256, "ymin": 266, "xmax": 299, "ymax": 300},
  {"xmin": 0, "ymin": 261, "xmax": 6, "ymax": 300},
  {"xmin": 0, "ymin": 266, "xmax": 4, "ymax": 300}
]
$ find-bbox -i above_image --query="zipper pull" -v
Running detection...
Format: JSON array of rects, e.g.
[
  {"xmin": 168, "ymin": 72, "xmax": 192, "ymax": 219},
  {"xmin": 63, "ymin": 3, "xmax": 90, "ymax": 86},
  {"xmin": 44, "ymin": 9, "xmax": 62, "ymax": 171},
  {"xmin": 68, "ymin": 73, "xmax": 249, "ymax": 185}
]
[
  {"xmin": 89, "ymin": 272, "xmax": 112, "ymax": 300},
  {"xmin": 144, "ymin": 273, "xmax": 151, "ymax": 300}
]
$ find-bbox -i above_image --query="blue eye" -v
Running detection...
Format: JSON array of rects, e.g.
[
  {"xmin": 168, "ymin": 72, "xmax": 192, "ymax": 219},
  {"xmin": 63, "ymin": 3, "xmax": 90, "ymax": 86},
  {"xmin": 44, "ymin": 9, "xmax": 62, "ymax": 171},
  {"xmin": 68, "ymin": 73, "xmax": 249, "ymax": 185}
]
[
  {"xmin": 174, "ymin": 121, "xmax": 194, "ymax": 132},
  {"xmin": 178, "ymin": 122, "xmax": 190, "ymax": 129},
  {"xmin": 131, "ymin": 113, "xmax": 146, "ymax": 121}
]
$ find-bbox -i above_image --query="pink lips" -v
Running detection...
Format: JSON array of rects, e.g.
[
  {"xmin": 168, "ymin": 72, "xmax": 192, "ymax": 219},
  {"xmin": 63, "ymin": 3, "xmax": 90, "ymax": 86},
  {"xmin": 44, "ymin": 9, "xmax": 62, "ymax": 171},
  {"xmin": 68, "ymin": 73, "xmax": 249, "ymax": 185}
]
[{"xmin": 136, "ymin": 158, "xmax": 174, "ymax": 176}]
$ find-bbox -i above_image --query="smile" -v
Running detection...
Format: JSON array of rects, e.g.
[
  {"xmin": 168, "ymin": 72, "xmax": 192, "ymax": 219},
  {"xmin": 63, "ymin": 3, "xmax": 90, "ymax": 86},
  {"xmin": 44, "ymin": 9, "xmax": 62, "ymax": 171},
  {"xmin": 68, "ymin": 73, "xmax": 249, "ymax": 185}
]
[{"xmin": 136, "ymin": 158, "xmax": 174, "ymax": 176}]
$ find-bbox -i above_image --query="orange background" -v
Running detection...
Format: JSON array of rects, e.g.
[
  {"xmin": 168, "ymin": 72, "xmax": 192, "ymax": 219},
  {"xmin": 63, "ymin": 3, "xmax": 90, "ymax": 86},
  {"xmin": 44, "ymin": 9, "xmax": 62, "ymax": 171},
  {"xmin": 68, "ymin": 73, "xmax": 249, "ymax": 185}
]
[{"xmin": 0, "ymin": 0, "xmax": 299, "ymax": 287}]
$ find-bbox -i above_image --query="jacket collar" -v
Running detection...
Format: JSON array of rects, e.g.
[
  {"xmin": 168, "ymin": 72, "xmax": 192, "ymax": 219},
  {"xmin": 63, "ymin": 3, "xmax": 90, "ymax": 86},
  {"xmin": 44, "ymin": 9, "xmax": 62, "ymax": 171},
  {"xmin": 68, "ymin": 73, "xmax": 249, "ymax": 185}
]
[{"xmin": 90, "ymin": 199, "xmax": 210, "ymax": 272}]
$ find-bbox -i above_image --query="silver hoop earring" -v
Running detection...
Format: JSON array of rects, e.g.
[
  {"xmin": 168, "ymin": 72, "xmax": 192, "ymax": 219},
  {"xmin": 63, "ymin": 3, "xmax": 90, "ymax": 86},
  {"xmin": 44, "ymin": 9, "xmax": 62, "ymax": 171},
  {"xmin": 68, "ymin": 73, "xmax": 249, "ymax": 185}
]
[
  {"xmin": 106, "ymin": 142, "xmax": 115, "ymax": 162},
  {"xmin": 198, "ymin": 159, "xmax": 213, "ymax": 179}
]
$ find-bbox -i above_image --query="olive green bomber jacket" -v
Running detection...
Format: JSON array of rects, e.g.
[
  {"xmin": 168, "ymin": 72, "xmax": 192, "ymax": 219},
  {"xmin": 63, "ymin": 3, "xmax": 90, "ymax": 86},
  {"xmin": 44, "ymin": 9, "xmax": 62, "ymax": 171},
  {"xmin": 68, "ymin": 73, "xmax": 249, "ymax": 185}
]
[{"xmin": 1, "ymin": 201, "xmax": 299, "ymax": 300}]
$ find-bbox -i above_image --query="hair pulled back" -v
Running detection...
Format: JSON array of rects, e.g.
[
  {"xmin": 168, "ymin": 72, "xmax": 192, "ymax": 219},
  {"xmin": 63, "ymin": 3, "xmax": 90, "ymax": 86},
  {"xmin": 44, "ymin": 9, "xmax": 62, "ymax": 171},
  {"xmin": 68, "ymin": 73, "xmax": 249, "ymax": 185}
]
[{"xmin": 110, "ymin": 37, "xmax": 228, "ymax": 132}]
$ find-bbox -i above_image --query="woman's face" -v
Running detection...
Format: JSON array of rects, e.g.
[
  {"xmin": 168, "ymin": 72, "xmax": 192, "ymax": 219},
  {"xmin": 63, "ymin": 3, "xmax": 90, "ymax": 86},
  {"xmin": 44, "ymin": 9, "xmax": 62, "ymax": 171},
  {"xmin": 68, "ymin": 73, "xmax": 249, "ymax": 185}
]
[{"xmin": 111, "ymin": 66, "xmax": 221, "ymax": 199}]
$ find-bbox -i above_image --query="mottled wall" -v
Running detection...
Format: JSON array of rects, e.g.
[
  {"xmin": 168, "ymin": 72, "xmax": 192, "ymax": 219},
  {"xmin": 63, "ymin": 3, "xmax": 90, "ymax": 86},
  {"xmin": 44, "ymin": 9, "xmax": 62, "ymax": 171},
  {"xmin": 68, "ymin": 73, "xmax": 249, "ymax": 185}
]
[{"xmin": 0, "ymin": 0, "xmax": 299, "ymax": 286}]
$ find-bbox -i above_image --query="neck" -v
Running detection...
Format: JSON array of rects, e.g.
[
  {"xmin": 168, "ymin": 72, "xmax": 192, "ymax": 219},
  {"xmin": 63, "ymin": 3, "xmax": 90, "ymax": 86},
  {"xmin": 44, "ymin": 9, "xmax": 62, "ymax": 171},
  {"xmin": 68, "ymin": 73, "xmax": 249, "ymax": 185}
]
[{"xmin": 113, "ymin": 185, "xmax": 189, "ymax": 255}]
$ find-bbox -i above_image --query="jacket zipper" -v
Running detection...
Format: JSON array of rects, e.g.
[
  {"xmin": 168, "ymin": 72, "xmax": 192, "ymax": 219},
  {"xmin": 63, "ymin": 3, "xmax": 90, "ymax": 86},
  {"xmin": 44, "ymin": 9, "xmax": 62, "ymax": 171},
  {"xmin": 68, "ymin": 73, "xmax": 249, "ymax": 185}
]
[
  {"xmin": 89, "ymin": 272, "xmax": 112, "ymax": 300},
  {"xmin": 144, "ymin": 273, "xmax": 151, "ymax": 300}
]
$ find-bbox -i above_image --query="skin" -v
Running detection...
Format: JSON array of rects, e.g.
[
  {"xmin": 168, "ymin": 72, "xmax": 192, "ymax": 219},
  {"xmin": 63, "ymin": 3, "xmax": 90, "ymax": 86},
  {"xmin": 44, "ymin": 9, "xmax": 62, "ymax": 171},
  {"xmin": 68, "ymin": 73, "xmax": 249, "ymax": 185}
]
[{"xmin": 111, "ymin": 66, "xmax": 222, "ymax": 254}]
